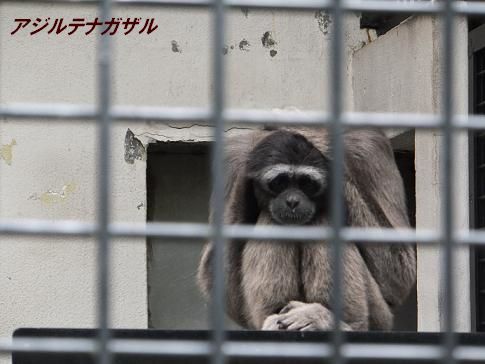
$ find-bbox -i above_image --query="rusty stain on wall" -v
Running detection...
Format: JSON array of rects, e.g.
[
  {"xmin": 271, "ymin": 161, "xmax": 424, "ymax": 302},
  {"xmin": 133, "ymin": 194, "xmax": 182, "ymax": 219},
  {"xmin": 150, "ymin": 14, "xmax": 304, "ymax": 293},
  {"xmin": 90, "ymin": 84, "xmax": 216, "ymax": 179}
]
[
  {"xmin": 29, "ymin": 183, "xmax": 77, "ymax": 204},
  {"xmin": 365, "ymin": 28, "xmax": 374, "ymax": 43},
  {"xmin": 125, "ymin": 129, "xmax": 146, "ymax": 164},
  {"xmin": 0, "ymin": 139, "xmax": 16, "ymax": 166},
  {"xmin": 315, "ymin": 10, "xmax": 332, "ymax": 35}
]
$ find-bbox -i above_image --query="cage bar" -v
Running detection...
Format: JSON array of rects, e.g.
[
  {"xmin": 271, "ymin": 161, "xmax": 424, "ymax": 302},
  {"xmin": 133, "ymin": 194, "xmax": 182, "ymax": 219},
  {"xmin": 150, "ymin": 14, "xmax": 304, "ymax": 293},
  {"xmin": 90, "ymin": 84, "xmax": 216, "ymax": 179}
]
[
  {"xmin": 96, "ymin": 0, "xmax": 113, "ymax": 363},
  {"xmin": 208, "ymin": 0, "xmax": 226, "ymax": 361},
  {"xmin": 328, "ymin": 0, "xmax": 344, "ymax": 361},
  {"xmin": 3, "ymin": 104, "xmax": 485, "ymax": 131},
  {"xmin": 441, "ymin": 0, "xmax": 456, "ymax": 362}
]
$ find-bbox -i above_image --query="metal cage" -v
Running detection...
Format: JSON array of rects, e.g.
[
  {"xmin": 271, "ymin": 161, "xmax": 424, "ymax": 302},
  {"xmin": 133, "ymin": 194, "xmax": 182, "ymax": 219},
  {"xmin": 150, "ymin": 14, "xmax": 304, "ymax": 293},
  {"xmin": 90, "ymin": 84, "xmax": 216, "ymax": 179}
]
[{"xmin": 2, "ymin": 0, "xmax": 485, "ymax": 364}]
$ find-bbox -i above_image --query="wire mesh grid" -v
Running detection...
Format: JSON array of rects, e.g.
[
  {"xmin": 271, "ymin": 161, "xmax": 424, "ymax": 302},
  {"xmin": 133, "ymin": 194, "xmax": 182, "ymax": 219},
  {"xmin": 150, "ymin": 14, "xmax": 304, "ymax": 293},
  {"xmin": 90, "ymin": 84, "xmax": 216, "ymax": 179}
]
[{"xmin": 1, "ymin": 0, "xmax": 484, "ymax": 363}]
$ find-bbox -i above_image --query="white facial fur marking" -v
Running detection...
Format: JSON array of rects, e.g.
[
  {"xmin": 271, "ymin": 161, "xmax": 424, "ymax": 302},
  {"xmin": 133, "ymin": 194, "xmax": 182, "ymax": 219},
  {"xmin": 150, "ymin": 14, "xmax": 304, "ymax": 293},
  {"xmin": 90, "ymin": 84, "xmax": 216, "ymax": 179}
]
[
  {"xmin": 260, "ymin": 164, "xmax": 326, "ymax": 192},
  {"xmin": 294, "ymin": 166, "xmax": 327, "ymax": 184}
]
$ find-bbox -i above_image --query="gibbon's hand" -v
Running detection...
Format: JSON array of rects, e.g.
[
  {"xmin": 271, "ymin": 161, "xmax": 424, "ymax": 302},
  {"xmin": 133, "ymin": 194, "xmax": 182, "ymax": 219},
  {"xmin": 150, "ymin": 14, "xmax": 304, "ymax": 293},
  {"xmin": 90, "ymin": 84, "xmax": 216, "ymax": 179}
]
[{"xmin": 262, "ymin": 301, "xmax": 352, "ymax": 331}]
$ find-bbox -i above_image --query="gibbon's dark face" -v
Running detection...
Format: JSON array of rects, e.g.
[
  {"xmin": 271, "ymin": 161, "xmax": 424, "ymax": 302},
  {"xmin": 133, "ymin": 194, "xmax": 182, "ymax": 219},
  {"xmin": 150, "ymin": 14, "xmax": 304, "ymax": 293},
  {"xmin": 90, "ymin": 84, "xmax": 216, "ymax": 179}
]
[{"xmin": 247, "ymin": 130, "xmax": 328, "ymax": 225}]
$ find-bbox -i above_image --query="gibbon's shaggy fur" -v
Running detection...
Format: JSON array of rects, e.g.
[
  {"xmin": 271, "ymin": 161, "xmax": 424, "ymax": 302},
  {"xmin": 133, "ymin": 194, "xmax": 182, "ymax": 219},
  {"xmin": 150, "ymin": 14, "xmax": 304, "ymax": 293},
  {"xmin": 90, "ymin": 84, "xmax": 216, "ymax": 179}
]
[{"xmin": 197, "ymin": 128, "xmax": 416, "ymax": 331}]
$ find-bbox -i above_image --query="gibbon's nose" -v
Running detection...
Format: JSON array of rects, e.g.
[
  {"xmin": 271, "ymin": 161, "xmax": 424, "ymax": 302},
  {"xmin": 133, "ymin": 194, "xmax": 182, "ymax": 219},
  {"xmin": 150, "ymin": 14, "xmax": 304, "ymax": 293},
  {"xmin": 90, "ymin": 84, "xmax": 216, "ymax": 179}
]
[{"xmin": 286, "ymin": 196, "xmax": 299, "ymax": 209}]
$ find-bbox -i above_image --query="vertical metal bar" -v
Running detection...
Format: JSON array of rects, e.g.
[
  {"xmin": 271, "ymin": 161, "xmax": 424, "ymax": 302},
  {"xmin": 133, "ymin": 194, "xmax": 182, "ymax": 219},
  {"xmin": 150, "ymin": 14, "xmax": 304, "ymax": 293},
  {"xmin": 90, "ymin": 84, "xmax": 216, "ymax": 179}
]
[
  {"xmin": 210, "ymin": 0, "xmax": 226, "ymax": 362},
  {"xmin": 329, "ymin": 0, "xmax": 344, "ymax": 363},
  {"xmin": 442, "ymin": 0, "xmax": 455, "ymax": 363},
  {"xmin": 97, "ymin": 0, "xmax": 112, "ymax": 363}
]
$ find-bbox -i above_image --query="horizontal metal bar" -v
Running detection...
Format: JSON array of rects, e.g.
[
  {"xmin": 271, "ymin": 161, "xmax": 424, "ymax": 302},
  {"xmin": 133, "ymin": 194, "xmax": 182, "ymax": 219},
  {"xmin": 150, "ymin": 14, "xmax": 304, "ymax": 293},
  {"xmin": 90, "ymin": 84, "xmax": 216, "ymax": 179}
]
[
  {"xmin": 0, "ymin": 104, "xmax": 211, "ymax": 123},
  {"xmin": 341, "ymin": 226, "xmax": 439, "ymax": 244},
  {"xmin": 0, "ymin": 218, "xmax": 475, "ymax": 246},
  {"xmin": 453, "ymin": 1, "xmax": 485, "ymax": 16},
  {"xmin": 343, "ymin": 0, "xmax": 441, "ymax": 14},
  {"xmin": 344, "ymin": 112, "xmax": 441, "ymax": 129},
  {"xmin": 0, "ymin": 0, "xmax": 212, "ymax": 6},
  {"xmin": 226, "ymin": 108, "xmax": 330, "ymax": 127},
  {"xmin": 3, "ymin": 337, "xmax": 485, "ymax": 361},
  {"xmin": 455, "ymin": 114, "xmax": 485, "ymax": 130},
  {"xmin": 114, "ymin": 105, "xmax": 210, "ymax": 123},
  {"xmin": 0, "ymin": 219, "xmax": 484, "ymax": 246},
  {"xmin": 0, "ymin": 104, "xmax": 97, "ymax": 120},
  {"xmin": 0, "ymin": 219, "xmax": 95, "ymax": 237},
  {"xmin": 3, "ymin": 103, "xmax": 485, "ymax": 130},
  {"xmin": 2, "ymin": 0, "xmax": 485, "ymax": 15}
]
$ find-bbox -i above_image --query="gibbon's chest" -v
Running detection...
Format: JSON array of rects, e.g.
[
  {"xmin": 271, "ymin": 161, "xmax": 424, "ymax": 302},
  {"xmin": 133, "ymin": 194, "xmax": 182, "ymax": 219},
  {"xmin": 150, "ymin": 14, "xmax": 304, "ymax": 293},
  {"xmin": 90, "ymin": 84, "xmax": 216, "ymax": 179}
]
[{"xmin": 241, "ymin": 241, "xmax": 333, "ymax": 305}]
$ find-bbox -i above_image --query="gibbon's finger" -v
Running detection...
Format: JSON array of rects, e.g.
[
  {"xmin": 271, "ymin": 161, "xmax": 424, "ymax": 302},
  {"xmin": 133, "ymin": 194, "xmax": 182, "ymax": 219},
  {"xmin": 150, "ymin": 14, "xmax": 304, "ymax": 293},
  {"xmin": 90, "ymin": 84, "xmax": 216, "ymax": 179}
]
[
  {"xmin": 279, "ymin": 300, "xmax": 305, "ymax": 314},
  {"xmin": 262, "ymin": 314, "xmax": 285, "ymax": 330},
  {"xmin": 300, "ymin": 323, "xmax": 317, "ymax": 331},
  {"xmin": 286, "ymin": 320, "xmax": 310, "ymax": 331}
]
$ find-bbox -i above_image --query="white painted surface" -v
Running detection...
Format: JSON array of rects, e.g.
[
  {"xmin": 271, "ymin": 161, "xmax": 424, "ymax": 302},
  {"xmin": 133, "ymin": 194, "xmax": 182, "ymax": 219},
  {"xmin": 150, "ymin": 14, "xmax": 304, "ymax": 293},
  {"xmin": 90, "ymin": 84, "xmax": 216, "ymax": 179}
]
[
  {"xmin": 353, "ymin": 16, "xmax": 470, "ymax": 332},
  {"xmin": 0, "ymin": 3, "xmax": 374, "ymax": 361}
]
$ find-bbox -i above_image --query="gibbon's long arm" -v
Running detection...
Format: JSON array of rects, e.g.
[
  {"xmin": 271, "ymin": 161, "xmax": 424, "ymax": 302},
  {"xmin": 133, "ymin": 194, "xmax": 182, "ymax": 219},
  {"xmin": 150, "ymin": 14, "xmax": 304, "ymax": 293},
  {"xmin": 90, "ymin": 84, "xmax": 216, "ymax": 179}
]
[
  {"xmin": 282, "ymin": 128, "xmax": 416, "ymax": 309},
  {"xmin": 197, "ymin": 128, "xmax": 416, "ymax": 330},
  {"xmin": 341, "ymin": 130, "xmax": 416, "ymax": 308},
  {"xmin": 197, "ymin": 130, "xmax": 271, "ymax": 326}
]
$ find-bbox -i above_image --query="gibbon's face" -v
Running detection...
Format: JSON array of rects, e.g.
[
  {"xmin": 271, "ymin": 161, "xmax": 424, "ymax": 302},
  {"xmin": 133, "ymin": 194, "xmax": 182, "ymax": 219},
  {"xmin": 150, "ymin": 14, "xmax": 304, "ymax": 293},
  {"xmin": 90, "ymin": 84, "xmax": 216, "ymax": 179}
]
[
  {"xmin": 256, "ymin": 164, "xmax": 326, "ymax": 225},
  {"xmin": 247, "ymin": 130, "xmax": 329, "ymax": 225}
]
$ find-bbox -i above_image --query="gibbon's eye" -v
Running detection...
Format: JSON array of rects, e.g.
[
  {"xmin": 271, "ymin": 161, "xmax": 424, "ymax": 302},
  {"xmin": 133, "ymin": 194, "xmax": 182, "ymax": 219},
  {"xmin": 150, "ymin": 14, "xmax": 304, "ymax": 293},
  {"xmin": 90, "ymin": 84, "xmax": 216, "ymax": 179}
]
[
  {"xmin": 297, "ymin": 175, "xmax": 321, "ymax": 196},
  {"xmin": 267, "ymin": 174, "xmax": 290, "ymax": 194}
]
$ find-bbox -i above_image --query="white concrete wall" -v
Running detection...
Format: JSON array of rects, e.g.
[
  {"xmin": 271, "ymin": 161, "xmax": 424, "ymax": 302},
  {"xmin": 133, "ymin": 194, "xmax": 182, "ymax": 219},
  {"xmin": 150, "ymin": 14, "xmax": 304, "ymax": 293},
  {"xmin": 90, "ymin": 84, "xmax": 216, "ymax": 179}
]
[
  {"xmin": 0, "ymin": 3, "xmax": 373, "ymax": 360},
  {"xmin": 353, "ymin": 16, "xmax": 470, "ymax": 332}
]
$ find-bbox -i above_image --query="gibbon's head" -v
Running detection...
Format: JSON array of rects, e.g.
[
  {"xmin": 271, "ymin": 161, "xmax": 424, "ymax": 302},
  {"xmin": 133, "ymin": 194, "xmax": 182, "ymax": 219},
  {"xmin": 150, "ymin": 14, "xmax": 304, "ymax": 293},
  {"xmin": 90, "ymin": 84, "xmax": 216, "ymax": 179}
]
[{"xmin": 247, "ymin": 130, "xmax": 329, "ymax": 225}]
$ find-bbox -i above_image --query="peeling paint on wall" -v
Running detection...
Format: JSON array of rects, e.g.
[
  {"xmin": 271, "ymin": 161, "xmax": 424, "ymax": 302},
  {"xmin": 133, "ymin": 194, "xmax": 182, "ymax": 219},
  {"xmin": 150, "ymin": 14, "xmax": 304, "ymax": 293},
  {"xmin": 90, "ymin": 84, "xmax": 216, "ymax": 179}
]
[
  {"xmin": 261, "ymin": 31, "xmax": 278, "ymax": 57},
  {"xmin": 171, "ymin": 40, "xmax": 182, "ymax": 53},
  {"xmin": 0, "ymin": 139, "xmax": 16, "ymax": 166},
  {"xmin": 29, "ymin": 183, "xmax": 77, "ymax": 204},
  {"xmin": 222, "ymin": 44, "xmax": 238, "ymax": 56},
  {"xmin": 125, "ymin": 129, "xmax": 146, "ymax": 164},
  {"xmin": 261, "ymin": 31, "xmax": 277, "ymax": 48},
  {"xmin": 315, "ymin": 10, "xmax": 332, "ymax": 35},
  {"xmin": 239, "ymin": 39, "xmax": 250, "ymax": 52}
]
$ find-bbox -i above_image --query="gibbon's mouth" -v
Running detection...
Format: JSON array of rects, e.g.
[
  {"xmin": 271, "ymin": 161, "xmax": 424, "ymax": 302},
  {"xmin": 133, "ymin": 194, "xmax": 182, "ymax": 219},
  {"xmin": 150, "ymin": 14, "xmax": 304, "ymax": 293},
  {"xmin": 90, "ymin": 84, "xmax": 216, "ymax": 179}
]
[{"xmin": 274, "ymin": 211, "xmax": 313, "ymax": 225}]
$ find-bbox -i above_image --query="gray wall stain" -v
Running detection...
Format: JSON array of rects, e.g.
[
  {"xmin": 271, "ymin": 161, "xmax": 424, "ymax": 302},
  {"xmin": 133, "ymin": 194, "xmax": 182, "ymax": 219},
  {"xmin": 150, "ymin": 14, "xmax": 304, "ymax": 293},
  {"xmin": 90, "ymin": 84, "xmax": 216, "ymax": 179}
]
[
  {"xmin": 261, "ymin": 31, "xmax": 277, "ymax": 57},
  {"xmin": 125, "ymin": 129, "xmax": 146, "ymax": 164},
  {"xmin": 171, "ymin": 40, "xmax": 182, "ymax": 53},
  {"xmin": 315, "ymin": 10, "xmax": 332, "ymax": 35},
  {"xmin": 240, "ymin": 7, "xmax": 249, "ymax": 17},
  {"xmin": 239, "ymin": 39, "xmax": 250, "ymax": 51},
  {"xmin": 223, "ymin": 44, "xmax": 237, "ymax": 55},
  {"xmin": 261, "ymin": 31, "xmax": 277, "ymax": 48}
]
